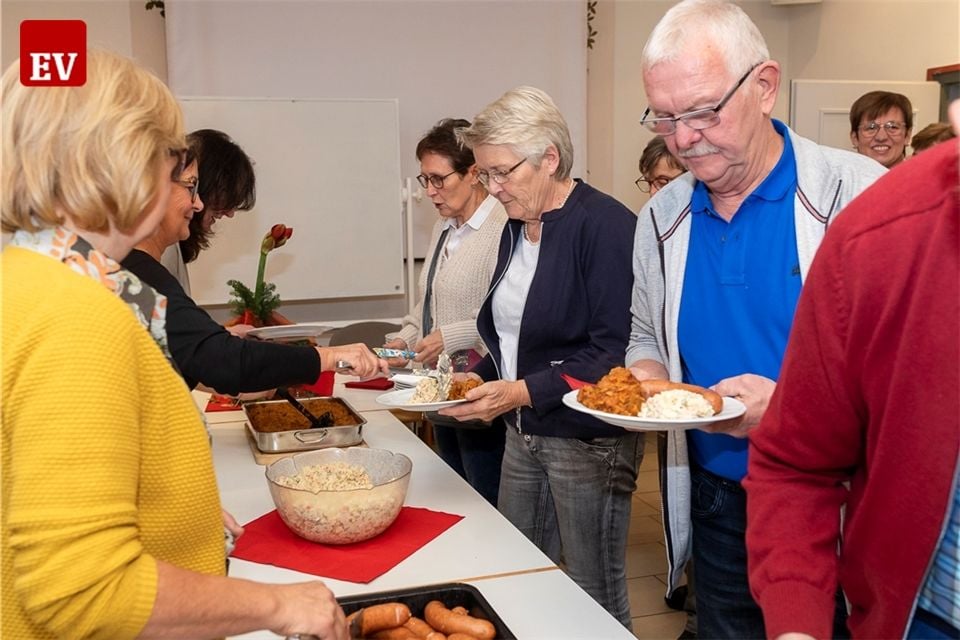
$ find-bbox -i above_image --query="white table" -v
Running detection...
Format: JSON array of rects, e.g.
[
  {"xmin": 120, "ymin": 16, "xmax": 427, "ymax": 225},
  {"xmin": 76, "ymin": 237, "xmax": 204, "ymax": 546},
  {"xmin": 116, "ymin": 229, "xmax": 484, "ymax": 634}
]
[
  {"xmin": 464, "ymin": 570, "xmax": 635, "ymax": 640},
  {"xmin": 207, "ymin": 396, "xmax": 630, "ymax": 639}
]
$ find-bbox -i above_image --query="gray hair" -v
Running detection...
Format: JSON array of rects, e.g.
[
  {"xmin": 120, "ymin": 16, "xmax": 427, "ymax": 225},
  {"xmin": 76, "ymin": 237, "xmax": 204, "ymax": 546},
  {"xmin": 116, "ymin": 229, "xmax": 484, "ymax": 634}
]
[
  {"xmin": 641, "ymin": 0, "xmax": 769, "ymax": 79},
  {"xmin": 457, "ymin": 86, "xmax": 573, "ymax": 180}
]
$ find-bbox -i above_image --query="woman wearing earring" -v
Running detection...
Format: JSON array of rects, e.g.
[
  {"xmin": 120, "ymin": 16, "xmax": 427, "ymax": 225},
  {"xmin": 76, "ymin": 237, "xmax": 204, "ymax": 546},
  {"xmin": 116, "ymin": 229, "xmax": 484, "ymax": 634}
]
[
  {"xmin": 441, "ymin": 87, "xmax": 640, "ymax": 629},
  {"xmin": 383, "ymin": 118, "xmax": 508, "ymax": 506}
]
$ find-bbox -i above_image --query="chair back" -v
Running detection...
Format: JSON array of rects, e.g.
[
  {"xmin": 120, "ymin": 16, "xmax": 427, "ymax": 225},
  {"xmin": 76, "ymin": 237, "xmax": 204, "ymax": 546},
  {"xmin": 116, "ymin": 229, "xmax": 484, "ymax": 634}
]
[{"xmin": 328, "ymin": 321, "xmax": 401, "ymax": 349}]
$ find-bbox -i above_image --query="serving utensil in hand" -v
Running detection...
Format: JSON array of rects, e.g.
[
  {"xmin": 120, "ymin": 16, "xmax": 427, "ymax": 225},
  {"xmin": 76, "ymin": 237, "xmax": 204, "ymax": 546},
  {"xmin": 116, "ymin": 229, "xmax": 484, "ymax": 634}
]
[
  {"xmin": 275, "ymin": 387, "xmax": 333, "ymax": 429},
  {"xmin": 372, "ymin": 347, "xmax": 417, "ymax": 360}
]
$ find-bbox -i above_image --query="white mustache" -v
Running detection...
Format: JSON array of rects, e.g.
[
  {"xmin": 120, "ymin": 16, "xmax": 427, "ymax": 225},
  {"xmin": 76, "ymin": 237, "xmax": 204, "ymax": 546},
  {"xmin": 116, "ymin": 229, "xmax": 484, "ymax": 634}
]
[{"xmin": 678, "ymin": 143, "xmax": 721, "ymax": 158}]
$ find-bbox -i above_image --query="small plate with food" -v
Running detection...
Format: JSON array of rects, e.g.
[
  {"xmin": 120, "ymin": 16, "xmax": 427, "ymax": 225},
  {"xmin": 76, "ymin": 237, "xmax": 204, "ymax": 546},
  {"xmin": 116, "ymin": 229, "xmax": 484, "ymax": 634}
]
[
  {"xmin": 376, "ymin": 387, "xmax": 467, "ymax": 411},
  {"xmin": 562, "ymin": 367, "xmax": 745, "ymax": 431},
  {"xmin": 376, "ymin": 376, "xmax": 482, "ymax": 411}
]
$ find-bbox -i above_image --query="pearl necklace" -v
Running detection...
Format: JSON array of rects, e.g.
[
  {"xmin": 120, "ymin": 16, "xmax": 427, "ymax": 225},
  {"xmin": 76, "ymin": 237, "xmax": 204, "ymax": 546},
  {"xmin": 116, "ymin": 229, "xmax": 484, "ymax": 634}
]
[
  {"xmin": 523, "ymin": 180, "xmax": 576, "ymax": 244},
  {"xmin": 556, "ymin": 179, "xmax": 576, "ymax": 209}
]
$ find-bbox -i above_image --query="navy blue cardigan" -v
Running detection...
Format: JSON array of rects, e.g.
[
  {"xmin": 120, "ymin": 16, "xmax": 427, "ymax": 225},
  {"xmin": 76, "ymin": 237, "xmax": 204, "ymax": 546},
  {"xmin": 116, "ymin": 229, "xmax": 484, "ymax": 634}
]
[{"xmin": 472, "ymin": 181, "xmax": 637, "ymax": 438}]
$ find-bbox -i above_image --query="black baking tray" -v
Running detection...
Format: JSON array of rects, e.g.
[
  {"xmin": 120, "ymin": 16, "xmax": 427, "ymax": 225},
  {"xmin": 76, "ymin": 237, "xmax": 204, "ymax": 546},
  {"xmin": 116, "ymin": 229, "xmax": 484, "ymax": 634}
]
[{"xmin": 338, "ymin": 582, "xmax": 515, "ymax": 639}]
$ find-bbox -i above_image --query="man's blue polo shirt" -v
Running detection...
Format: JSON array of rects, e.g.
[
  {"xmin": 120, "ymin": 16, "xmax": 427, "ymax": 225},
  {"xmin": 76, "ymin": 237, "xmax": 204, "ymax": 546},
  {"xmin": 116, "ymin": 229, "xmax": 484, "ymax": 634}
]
[{"xmin": 678, "ymin": 119, "xmax": 801, "ymax": 482}]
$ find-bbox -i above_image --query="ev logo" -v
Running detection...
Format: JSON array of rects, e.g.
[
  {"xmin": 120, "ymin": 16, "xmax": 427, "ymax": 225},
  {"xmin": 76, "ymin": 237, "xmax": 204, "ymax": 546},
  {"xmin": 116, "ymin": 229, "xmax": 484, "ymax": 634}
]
[{"xmin": 20, "ymin": 20, "xmax": 86, "ymax": 86}]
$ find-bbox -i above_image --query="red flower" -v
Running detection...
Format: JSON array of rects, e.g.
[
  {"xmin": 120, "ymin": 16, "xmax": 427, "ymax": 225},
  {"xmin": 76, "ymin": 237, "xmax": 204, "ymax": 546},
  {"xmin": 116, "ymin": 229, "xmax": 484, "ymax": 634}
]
[{"xmin": 261, "ymin": 224, "xmax": 294, "ymax": 253}]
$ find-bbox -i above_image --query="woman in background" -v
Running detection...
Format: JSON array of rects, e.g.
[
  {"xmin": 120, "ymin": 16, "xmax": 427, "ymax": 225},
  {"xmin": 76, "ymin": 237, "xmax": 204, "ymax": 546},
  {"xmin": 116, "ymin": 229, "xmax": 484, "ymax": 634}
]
[
  {"xmin": 442, "ymin": 87, "xmax": 641, "ymax": 628},
  {"xmin": 383, "ymin": 118, "xmax": 508, "ymax": 505},
  {"xmin": 160, "ymin": 128, "xmax": 256, "ymax": 295},
  {"xmin": 637, "ymin": 135, "xmax": 685, "ymax": 197},
  {"xmin": 1, "ymin": 49, "xmax": 347, "ymax": 639},
  {"xmin": 123, "ymin": 138, "xmax": 386, "ymax": 394},
  {"xmin": 849, "ymin": 90, "xmax": 913, "ymax": 168},
  {"xmin": 911, "ymin": 121, "xmax": 956, "ymax": 153}
]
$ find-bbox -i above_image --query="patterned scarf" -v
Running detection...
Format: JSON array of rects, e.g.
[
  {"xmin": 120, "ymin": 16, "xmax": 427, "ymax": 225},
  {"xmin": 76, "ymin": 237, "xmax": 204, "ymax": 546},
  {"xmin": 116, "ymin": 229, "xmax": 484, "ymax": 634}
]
[{"xmin": 11, "ymin": 226, "xmax": 175, "ymax": 366}]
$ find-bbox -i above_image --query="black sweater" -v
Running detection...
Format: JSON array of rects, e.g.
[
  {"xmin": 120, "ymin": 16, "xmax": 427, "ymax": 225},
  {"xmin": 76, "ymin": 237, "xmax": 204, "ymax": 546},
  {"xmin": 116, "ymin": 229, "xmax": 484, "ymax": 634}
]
[
  {"xmin": 122, "ymin": 249, "xmax": 320, "ymax": 394},
  {"xmin": 473, "ymin": 181, "xmax": 637, "ymax": 438}
]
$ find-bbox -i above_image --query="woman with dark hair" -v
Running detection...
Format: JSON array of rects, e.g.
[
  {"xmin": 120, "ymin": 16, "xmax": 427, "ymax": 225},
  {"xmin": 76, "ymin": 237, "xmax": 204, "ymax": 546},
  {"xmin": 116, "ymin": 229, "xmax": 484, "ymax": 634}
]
[
  {"xmin": 383, "ymin": 118, "xmax": 508, "ymax": 505},
  {"xmin": 124, "ymin": 136, "xmax": 387, "ymax": 395},
  {"xmin": 850, "ymin": 91, "xmax": 913, "ymax": 168},
  {"xmin": 161, "ymin": 129, "xmax": 257, "ymax": 293}
]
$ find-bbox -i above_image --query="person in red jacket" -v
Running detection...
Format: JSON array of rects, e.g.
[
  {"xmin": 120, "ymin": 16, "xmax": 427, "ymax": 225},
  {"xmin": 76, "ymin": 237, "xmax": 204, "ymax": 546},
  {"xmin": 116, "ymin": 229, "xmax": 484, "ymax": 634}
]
[{"xmin": 744, "ymin": 101, "xmax": 960, "ymax": 639}]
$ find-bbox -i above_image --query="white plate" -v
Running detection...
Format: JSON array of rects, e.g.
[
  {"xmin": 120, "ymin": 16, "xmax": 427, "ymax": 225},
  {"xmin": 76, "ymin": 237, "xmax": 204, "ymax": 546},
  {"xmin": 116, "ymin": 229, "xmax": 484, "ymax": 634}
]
[
  {"xmin": 376, "ymin": 387, "xmax": 467, "ymax": 411},
  {"xmin": 390, "ymin": 373, "xmax": 427, "ymax": 388},
  {"xmin": 246, "ymin": 323, "xmax": 333, "ymax": 341},
  {"xmin": 562, "ymin": 390, "xmax": 746, "ymax": 432}
]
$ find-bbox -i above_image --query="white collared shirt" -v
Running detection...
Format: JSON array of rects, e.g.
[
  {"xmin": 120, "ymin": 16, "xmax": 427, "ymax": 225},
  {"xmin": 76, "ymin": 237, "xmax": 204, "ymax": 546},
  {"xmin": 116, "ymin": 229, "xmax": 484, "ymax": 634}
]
[{"xmin": 441, "ymin": 194, "xmax": 498, "ymax": 260}]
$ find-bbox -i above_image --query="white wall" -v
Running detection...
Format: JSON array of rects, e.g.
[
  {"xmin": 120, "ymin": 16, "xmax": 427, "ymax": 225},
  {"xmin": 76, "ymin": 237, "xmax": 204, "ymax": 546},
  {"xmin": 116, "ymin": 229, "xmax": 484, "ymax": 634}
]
[{"xmin": 588, "ymin": 0, "xmax": 959, "ymax": 215}]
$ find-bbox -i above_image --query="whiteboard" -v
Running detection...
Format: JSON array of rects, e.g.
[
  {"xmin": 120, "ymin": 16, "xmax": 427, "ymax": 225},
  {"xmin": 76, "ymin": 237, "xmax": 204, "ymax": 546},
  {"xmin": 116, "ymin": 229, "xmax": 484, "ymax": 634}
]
[
  {"xmin": 179, "ymin": 98, "xmax": 405, "ymax": 306},
  {"xmin": 790, "ymin": 80, "xmax": 941, "ymax": 152}
]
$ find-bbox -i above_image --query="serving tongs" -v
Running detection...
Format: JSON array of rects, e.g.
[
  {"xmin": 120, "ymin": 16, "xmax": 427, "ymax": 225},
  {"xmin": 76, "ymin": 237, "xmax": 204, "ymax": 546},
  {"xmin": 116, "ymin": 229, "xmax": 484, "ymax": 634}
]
[{"xmin": 275, "ymin": 386, "xmax": 334, "ymax": 429}]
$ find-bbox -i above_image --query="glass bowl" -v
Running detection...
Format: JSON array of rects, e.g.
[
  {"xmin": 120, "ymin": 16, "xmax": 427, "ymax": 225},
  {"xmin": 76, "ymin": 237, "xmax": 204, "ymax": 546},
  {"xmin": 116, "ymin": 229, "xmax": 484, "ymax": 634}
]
[{"xmin": 265, "ymin": 447, "xmax": 412, "ymax": 544}]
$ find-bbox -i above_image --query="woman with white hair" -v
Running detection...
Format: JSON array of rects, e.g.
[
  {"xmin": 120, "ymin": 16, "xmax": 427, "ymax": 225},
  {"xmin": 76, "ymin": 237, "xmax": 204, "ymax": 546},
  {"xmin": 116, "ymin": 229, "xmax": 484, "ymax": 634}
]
[
  {"xmin": 1, "ymin": 49, "xmax": 347, "ymax": 640},
  {"xmin": 440, "ymin": 86, "xmax": 641, "ymax": 628}
]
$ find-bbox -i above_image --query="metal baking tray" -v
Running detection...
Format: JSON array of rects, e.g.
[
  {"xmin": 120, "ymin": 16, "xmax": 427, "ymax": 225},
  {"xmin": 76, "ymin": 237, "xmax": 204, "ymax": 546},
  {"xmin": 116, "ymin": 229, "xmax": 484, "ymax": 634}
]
[
  {"xmin": 243, "ymin": 396, "xmax": 366, "ymax": 453},
  {"xmin": 338, "ymin": 582, "xmax": 515, "ymax": 639}
]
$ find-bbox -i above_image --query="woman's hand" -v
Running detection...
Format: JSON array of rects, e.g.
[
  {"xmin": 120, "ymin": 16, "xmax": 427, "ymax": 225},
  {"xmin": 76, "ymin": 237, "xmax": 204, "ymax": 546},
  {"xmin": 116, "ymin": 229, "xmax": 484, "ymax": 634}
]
[
  {"xmin": 319, "ymin": 344, "xmax": 389, "ymax": 379},
  {"xmin": 412, "ymin": 330, "xmax": 444, "ymax": 366},
  {"xmin": 382, "ymin": 337, "xmax": 410, "ymax": 368},
  {"xmin": 438, "ymin": 379, "xmax": 529, "ymax": 422},
  {"xmin": 226, "ymin": 323, "xmax": 257, "ymax": 338},
  {"xmin": 707, "ymin": 373, "xmax": 775, "ymax": 438},
  {"xmin": 222, "ymin": 509, "xmax": 244, "ymax": 540},
  {"xmin": 268, "ymin": 581, "xmax": 348, "ymax": 640}
]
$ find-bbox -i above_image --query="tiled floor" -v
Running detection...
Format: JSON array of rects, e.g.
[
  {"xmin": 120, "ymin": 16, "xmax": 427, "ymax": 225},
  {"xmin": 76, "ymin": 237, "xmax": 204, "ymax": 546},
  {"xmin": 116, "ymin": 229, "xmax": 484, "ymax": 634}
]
[{"xmin": 629, "ymin": 432, "xmax": 687, "ymax": 639}]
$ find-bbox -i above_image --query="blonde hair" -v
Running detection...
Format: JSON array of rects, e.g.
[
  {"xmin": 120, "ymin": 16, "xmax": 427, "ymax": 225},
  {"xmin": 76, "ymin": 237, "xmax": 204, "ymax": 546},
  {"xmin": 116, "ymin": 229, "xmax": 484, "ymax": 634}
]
[
  {"xmin": 457, "ymin": 86, "xmax": 573, "ymax": 180},
  {"xmin": 2, "ymin": 49, "xmax": 185, "ymax": 233},
  {"xmin": 642, "ymin": 0, "xmax": 769, "ymax": 78}
]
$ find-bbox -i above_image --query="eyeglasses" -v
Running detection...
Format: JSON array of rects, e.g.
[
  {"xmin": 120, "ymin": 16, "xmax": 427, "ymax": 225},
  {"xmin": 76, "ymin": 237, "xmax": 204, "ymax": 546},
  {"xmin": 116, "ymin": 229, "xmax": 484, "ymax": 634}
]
[
  {"xmin": 176, "ymin": 179, "xmax": 199, "ymax": 204},
  {"xmin": 416, "ymin": 169, "xmax": 458, "ymax": 189},
  {"xmin": 635, "ymin": 175, "xmax": 677, "ymax": 193},
  {"xmin": 477, "ymin": 157, "xmax": 527, "ymax": 187},
  {"xmin": 640, "ymin": 63, "xmax": 761, "ymax": 135},
  {"xmin": 858, "ymin": 121, "xmax": 907, "ymax": 138}
]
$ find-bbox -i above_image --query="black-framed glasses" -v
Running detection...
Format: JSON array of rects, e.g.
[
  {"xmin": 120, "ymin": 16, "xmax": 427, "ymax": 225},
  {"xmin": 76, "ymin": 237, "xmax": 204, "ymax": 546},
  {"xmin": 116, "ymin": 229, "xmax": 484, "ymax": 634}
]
[
  {"xmin": 416, "ymin": 169, "xmax": 458, "ymax": 189},
  {"xmin": 858, "ymin": 121, "xmax": 907, "ymax": 138},
  {"xmin": 640, "ymin": 63, "xmax": 761, "ymax": 135},
  {"xmin": 635, "ymin": 175, "xmax": 676, "ymax": 193},
  {"xmin": 477, "ymin": 157, "xmax": 527, "ymax": 187},
  {"xmin": 176, "ymin": 179, "xmax": 199, "ymax": 204}
]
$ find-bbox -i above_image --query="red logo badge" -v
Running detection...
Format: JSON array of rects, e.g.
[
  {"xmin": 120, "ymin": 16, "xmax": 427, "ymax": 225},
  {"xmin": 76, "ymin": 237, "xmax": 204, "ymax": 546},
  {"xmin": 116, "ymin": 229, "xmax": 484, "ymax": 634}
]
[{"xmin": 20, "ymin": 20, "xmax": 87, "ymax": 86}]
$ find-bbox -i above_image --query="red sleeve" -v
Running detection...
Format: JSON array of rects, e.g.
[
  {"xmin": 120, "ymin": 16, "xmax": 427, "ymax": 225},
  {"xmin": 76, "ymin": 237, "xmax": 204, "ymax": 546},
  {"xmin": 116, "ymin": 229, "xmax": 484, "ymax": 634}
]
[{"xmin": 744, "ymin": 231, "xmax": 866, "ymax": 639}]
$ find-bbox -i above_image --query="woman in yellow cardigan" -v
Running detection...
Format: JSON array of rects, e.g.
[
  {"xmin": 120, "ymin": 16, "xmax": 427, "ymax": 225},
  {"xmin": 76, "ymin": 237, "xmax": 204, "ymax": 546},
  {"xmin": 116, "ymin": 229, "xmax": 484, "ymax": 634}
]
[{"xmin": 1, "ymin": 50, "xmax": 348, "ymax": 640}]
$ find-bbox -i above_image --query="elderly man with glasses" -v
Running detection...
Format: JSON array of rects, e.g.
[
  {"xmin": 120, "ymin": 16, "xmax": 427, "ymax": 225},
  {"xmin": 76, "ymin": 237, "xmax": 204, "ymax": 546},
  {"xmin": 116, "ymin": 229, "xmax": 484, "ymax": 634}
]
[{"xmin": 625, "ymin": 1, "xmax": 885, "ymax": 637}]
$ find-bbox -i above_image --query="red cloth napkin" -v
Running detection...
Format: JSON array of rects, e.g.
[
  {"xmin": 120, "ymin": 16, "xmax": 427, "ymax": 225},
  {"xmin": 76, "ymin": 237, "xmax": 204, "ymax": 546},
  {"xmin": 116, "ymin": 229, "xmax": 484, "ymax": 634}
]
[
  {"xmin": 231, "ymin": 507, "xmax": 463, "ymax": 583},
  {"xmin": 561, "ymin": 374, "xmax": 592, "ymax": 390},
  {"xmin": 344, "ymin": 377, "xmax": 394, "ymax": 390},
  {"xmin": 206, "ymin": 394, "xmax": 244, "ymax": 412}
]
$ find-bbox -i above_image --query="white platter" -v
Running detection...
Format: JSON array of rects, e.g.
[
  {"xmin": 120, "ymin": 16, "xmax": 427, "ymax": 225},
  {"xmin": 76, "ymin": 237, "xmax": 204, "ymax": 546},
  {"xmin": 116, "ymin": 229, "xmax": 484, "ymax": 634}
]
[
  {"xmin": 376, "ymin": 387, "xmax": 467, "ymax": 411},
  {"xmin": 562, "ymin": 390, "xmax": 746, "ymax": 432},
  {"xmin": 246, "ymin": 323, "xmax": 333, "ymax": 341}
]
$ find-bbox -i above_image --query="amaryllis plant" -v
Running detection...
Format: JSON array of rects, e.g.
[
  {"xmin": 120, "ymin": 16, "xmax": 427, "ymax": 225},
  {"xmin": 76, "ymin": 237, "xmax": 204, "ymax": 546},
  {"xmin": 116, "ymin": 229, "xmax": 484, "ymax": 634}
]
[{"xmin": 227, "ymin": 224, "xmax": 294, "ymax": 326}]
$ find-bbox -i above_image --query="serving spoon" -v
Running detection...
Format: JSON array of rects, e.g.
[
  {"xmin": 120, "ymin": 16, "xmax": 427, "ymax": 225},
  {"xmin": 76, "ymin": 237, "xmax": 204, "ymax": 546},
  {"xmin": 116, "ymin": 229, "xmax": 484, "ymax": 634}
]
[{"xmin": 275, "ymin": 386, "xmax": 333, "ymax": 429}]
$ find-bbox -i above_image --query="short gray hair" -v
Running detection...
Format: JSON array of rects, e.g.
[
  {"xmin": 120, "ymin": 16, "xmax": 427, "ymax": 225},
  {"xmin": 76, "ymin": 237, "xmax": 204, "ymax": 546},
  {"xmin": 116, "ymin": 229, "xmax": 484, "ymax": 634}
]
[
  {"xmin": 457, "ymin": 86, "xmax": 573, "ymax": 180},
  {"xmin": 641, "ymin": 0, "xmax": 769, "ymax": 79}
]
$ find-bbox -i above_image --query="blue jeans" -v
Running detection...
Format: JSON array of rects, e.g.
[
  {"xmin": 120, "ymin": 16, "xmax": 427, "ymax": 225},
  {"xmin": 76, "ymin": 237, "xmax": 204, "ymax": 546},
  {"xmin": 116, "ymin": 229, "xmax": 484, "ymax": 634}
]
[
  {"xmin": 433, "ymin": 420, "xmax": 506, "ymax": 507},
  {"xmin": 498, "ymin": 427, "xmax": 642, "ymax": 628},
  {"xmin": 690, "ymin": 464, "xmax": 766, "ymax": 639},
  {"xmin": 691, "ymin": 465, "xmax": 849, "ymax": 639}
]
